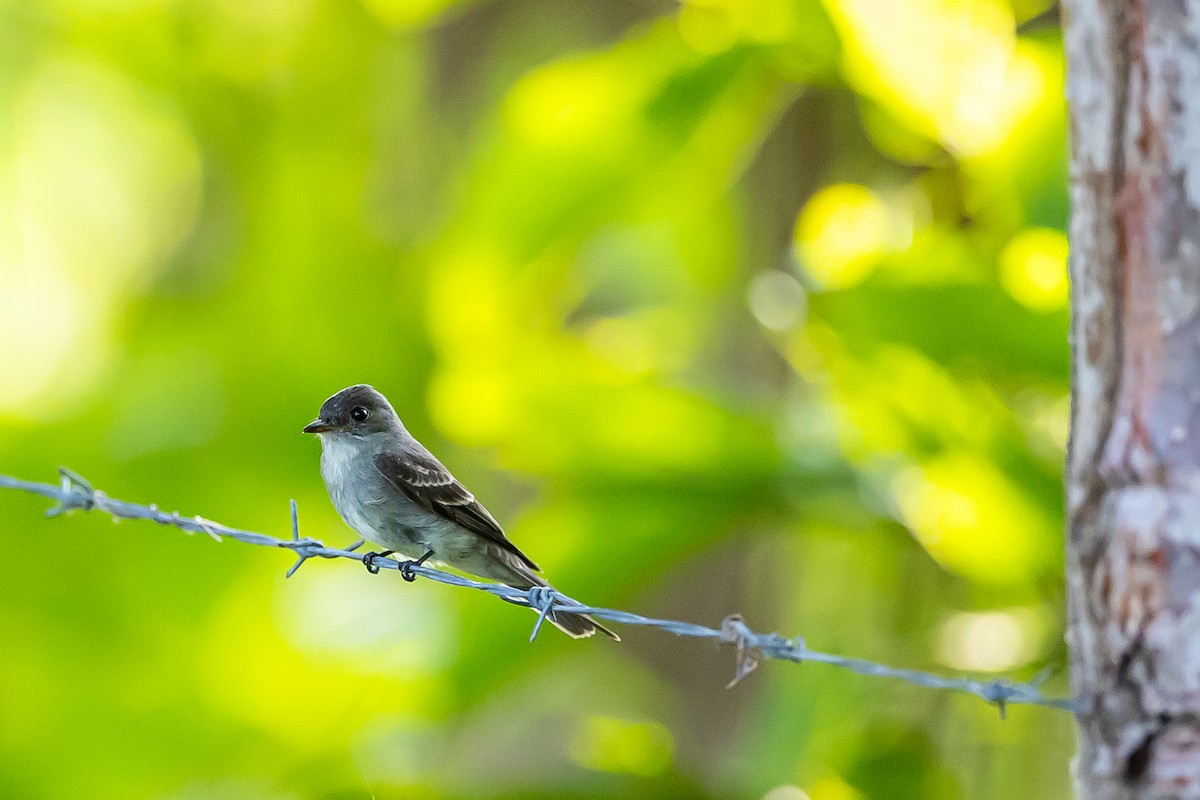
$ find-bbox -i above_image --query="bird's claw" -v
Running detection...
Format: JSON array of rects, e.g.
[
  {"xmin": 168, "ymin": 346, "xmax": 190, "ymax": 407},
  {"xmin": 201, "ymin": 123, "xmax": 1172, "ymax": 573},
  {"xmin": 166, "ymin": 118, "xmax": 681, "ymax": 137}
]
[
  {"xmin": 362, "ymin": 550, "xmax": 394, "ymax": 574},
  {"xmin": 399, "ymin": 549, "xmax": 434, "ymax": 583}
]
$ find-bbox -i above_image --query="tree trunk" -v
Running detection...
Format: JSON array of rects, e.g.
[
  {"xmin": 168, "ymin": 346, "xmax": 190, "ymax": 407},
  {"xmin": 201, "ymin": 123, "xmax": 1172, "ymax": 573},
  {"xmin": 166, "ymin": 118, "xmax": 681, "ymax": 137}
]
[{"xmin": 1065, "ymin": 1, "xmax": 1200, "ymax": 797}]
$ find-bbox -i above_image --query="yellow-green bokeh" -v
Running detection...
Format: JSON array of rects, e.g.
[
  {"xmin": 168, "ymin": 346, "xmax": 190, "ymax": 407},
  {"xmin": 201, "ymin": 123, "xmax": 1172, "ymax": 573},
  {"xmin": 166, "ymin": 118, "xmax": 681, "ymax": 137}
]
[{"xmin": 0, "ymin": 0, "xmax": 1072, "ymax": 798}]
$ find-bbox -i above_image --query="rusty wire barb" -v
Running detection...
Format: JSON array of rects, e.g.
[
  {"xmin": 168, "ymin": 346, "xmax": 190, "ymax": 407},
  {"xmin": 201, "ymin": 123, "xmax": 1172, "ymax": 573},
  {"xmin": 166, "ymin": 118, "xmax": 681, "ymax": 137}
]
[{"xmin": 0, "ymin": 468, "xmax": 1078, "ymax": 716}]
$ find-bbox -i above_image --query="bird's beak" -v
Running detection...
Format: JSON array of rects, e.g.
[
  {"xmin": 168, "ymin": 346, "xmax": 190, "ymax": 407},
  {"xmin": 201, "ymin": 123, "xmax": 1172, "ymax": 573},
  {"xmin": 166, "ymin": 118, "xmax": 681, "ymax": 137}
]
[{"xmin": 303, "ymin": 419, "xmax": 334, "ymax": 434}]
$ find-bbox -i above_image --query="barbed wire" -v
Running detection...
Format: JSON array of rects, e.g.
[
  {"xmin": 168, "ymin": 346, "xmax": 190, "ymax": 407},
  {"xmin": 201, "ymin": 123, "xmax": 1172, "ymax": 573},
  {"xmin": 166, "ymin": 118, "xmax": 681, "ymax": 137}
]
[{"xmin": 0, "ymin": 468, "xmax": 1078, "ymax": 716}]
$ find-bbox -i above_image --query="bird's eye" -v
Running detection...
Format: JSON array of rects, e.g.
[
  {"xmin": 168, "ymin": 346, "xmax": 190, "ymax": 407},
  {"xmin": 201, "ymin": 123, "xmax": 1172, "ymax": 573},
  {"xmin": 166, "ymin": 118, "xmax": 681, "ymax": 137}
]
[{"xmin": 350, "ymin": 406, "xmax": 370, "ymax": 423}]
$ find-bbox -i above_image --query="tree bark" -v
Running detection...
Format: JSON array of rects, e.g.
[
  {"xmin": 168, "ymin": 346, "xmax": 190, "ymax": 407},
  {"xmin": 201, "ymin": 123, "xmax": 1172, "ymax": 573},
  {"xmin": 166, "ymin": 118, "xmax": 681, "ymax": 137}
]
[{"xmin": 1065, "ymin": 1, "xmax": 1200, "ymax": 797}]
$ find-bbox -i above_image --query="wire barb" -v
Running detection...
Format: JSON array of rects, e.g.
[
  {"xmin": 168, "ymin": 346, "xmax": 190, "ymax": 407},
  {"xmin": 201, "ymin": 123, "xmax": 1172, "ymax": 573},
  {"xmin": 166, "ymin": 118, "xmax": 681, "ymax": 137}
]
[
  {"xmin": 720, "ymin": 614, "xmax": 763, "ymax": 688},
  {"xmin": 46, "ymin": 466, "xmax": 96, "ymax": 517},
  {"xmin": 0, "ymin": 469, "xmax": 1079, "ymax": 714},
  {"xmin": 526, "ymin": 586, "xmax": 559, "ymax": 642}
]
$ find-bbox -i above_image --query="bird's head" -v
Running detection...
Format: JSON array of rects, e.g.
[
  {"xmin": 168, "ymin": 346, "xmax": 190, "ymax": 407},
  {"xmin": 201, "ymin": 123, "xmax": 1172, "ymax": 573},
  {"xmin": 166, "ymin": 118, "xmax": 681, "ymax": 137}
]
[{"xmin": 303, "ymin": 384, "xmax": 399, "ymax": 437}]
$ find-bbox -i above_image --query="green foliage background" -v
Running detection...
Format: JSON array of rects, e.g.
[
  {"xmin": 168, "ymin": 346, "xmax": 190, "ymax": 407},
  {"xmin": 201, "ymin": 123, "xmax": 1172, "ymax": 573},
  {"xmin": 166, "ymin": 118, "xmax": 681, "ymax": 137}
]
[{"xmin": 0, "ymin": 0, "xmax": 1075, "ymax": 797}]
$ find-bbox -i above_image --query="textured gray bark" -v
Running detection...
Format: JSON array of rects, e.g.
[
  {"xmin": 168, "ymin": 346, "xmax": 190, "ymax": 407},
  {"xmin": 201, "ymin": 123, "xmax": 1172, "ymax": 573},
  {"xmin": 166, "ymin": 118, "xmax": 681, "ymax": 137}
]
[{"xmin": 1065, "ymin": 1, "xmax": 1200, "ymax": 798}]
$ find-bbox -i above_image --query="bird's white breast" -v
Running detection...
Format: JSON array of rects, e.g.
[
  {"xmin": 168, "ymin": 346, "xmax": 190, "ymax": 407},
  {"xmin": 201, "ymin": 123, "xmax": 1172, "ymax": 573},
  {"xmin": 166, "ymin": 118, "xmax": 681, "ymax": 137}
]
[
  {"xmin": 319, "ymin": 433, "xmax": 361, "ymax": 487},
  {"xmin": 319, "ymin": 434, "xmax": 383, "ymax": 537}
]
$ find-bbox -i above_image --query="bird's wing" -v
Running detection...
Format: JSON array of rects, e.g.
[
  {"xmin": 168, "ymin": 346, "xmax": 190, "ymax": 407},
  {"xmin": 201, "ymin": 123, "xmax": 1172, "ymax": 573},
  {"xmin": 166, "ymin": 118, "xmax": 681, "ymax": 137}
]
[{"xmin": 373, "ymin": 449, "xmax": 540, "ymax": 572}]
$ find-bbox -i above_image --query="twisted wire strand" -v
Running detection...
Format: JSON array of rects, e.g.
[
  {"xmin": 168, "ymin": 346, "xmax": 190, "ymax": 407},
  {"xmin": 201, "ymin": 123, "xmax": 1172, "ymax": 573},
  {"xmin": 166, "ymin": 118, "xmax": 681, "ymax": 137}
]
[{"xmin": 0, "ymin": 469, "xmax": 1078, "ymax": 716}]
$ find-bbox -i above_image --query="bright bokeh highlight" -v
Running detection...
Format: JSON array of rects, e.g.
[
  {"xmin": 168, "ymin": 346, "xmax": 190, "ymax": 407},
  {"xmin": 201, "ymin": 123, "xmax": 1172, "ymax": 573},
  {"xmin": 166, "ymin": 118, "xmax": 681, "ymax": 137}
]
[
  {"xmin": 795, "ymin": 184, "xmax": 894, "ymax": 289},
  {"xmin": 828, "ymin": 0, "xmax": 1048, "ymax": 155},
  {"xmin": 938, "ymin": 608, "xmax": 1045, "ymax": 671},
  {"xmin": 1001, "ymin": 227, "xmax": 1070, "ymax": 310}
]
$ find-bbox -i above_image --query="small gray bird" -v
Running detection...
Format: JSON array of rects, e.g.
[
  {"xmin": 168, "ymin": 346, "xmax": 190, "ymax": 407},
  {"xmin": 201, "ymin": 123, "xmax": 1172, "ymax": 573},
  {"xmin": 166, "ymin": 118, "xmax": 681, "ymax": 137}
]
[{"xmin": 303, "ymin": 384, "xmax": 618, "ymax": 640}]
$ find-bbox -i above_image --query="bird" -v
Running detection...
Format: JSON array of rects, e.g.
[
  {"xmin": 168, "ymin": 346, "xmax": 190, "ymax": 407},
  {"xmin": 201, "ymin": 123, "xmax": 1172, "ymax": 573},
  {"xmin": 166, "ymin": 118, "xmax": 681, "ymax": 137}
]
[{"xmin": 303, "ymin": 384, "xmax": 618, "ymax": 640}]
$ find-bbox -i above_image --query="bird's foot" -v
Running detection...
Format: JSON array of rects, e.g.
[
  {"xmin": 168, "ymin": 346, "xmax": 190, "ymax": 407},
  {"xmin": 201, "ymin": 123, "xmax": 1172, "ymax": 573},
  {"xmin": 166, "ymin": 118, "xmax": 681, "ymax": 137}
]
[
  {"xmin": 398, "ymin": 549, "xmax": 435, "ymax": 583},
  {"xmin": 362, "ymin": 550, "xmax": 395, "ymax": 574}
]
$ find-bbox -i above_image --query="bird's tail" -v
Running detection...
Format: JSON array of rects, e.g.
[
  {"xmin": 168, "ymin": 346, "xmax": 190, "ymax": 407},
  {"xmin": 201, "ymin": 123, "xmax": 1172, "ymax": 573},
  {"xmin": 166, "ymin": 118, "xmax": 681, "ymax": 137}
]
[{"xmin": 504, "ymin": 562, "xmax": 620, "ymax": 641}]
